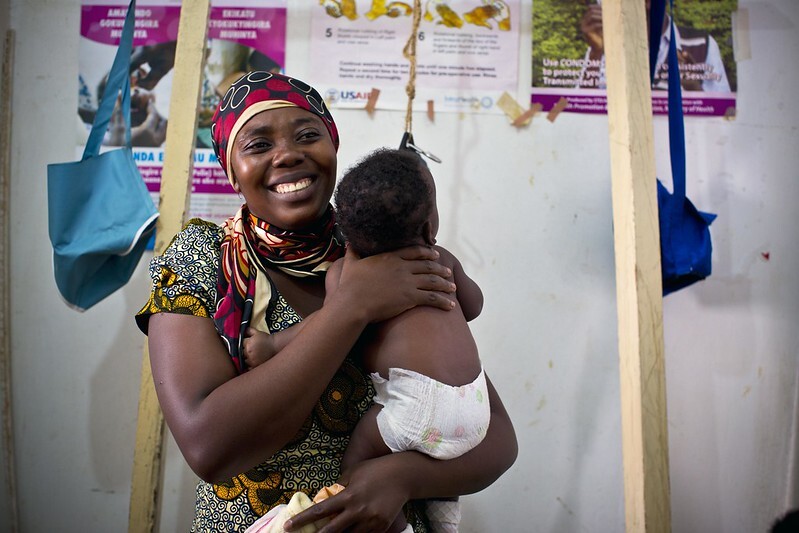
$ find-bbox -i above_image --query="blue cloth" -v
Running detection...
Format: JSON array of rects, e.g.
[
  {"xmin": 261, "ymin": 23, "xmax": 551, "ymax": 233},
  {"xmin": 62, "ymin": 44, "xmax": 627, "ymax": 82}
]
[
  {"xmin": 47, "ymin": 0, "xmax": 157, "ymax": 310},
  {"xmin": 652, "ymin": 0, "xmax": 716, "ymax": 295}
]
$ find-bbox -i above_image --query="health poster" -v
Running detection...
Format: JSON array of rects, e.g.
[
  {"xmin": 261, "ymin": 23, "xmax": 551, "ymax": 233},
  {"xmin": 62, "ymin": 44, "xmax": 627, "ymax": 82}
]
[
  {"xmin": 310, "ymin": 0, "xmax": 521, "ymax": 114},
  {"xmin": 531, "ymin": 0, "xmax": 738, "ymax": 117},
  {"xmin": 77, "ymin": 0, "xmax": 287, "ymax": 223}
]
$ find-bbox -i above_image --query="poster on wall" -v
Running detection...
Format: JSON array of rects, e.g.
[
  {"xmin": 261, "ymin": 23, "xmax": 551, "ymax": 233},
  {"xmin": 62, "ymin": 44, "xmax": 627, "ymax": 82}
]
[
  {"xmin": 77, "ymin": 0, "xmax": 287, "ymax": 223},
  {"xmin": 309, "ymin": 0, "xmax": 521, "ymax": 114},
  {"xmin": 531, "ymin": 0, "xmax": 738, "ymax": 117}
]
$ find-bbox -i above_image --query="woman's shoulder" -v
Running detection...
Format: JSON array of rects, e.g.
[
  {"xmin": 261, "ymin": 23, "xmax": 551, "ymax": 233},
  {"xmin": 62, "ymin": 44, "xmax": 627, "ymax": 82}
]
[
  {"xmin": 168, "ymin": 218, "xmax": 225, "ymax": 252},
  {"xmin": 136, "ymin": 219, "xmax": 225, "ymax": 332},
  {"xmin": 154, "ymin": 217, "xmax": 224, "ymax": 284}
]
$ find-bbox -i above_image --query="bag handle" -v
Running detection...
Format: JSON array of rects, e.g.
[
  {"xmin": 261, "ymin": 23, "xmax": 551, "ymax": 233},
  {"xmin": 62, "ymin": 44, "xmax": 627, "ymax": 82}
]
[
  {"xmin": 649, "ymin": 0, "xmax": 686, "ymax": 204},
  {"xmin": 82, "ymin": 0, "xmax": 136, "ymax": 160}
]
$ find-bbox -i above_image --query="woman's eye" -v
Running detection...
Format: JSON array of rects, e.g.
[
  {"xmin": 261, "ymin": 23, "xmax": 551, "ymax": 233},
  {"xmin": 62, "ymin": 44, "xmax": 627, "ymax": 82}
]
[
  {"xmin": 298, "ymin": 130, "xmax": 321, "ymax": 141},
  {"xmin": 246, "ymin": 140, "xmax": 270, "ymax": 151}
]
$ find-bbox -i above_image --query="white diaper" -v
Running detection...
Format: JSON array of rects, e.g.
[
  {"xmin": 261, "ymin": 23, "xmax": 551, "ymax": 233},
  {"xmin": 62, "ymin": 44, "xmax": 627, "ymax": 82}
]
[{"xmin": 371, "ymin": 367, "xmax": 490, "ymax": 460}]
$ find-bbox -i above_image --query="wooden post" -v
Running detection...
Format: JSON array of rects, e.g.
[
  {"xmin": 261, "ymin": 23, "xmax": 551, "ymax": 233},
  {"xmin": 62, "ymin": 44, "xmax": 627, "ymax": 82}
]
[
  {"xmin": 602, "ymin": 1, "xmax": 671, "ymax": 532},
  {"xmin": 128, "ymin": 2, "xmax": 210, "ymax": 532},
  {"xmin": 1, "ymin": 29, "xmax": 19, "ymax": 533}
]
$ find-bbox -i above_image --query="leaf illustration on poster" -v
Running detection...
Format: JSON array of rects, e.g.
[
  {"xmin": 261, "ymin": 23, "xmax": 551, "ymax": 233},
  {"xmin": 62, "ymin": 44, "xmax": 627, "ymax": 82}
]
[{"xmin": 311, "ymin": 0, "xmax": 521, "ymax": 114}]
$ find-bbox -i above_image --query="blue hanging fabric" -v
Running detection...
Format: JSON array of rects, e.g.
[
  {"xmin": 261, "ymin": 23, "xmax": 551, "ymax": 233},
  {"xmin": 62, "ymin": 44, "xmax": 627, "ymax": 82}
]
[
  {"xmin": 650, "ymin": 0, "xmax": 716, "ymax": 295},
  {"xmin": 47, "ymin": 0, "xmax": 158, "ymax": 311}
]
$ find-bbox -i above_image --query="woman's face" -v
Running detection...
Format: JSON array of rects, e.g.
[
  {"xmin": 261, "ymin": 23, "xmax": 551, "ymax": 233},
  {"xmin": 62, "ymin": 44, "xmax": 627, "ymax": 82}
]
[{"xmin": 230, "ymin": 106, "xmax": 337, "ymax": 230}]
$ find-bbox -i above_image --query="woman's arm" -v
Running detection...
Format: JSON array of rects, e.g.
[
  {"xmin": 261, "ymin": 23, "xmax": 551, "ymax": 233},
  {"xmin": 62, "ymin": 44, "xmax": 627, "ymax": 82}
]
[
  {"xmin": 285, "ymin": 376, "xmax": 518, "ymax": 532},
  {"xmin": 148, "ymin": 246, "xmax": 456, "ymax": 483}
]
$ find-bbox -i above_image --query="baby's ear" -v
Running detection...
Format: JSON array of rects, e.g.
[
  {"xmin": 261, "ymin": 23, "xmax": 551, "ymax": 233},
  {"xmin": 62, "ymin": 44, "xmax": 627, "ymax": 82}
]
[{"xmin": 422, "ymin": 220, "xmax": 436, "ymax": 246}]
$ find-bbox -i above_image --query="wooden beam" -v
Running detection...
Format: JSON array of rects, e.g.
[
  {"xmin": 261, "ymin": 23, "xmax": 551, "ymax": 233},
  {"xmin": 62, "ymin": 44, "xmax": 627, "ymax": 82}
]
[
  {"xmin": 128, "ymin": 2, "xmax": 210, "ymax": 532},
  {"xmin": 1, "ymin": 28, "xmax": 19, "ymax": 533},
  {"xmin": 602, "ymin": 1, "xmax": 671, "ymax": 532}
]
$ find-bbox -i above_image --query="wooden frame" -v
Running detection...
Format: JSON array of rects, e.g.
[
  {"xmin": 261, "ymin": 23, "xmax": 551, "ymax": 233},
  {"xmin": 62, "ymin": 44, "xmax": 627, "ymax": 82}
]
[
  {"xmin": 603, "ymin": 0, "xmax": 672, "ymax": 531},
  {"xmin": 127, "ymin": 2, "xmax": 210, "ymax": 532},
  {"xmin": 1, "ymin": 28, "xmax": 19, "ymax": 533}
]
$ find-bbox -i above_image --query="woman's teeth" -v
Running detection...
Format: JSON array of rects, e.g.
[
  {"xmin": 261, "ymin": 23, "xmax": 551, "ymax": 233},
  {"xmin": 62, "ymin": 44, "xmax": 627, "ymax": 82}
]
[{"xmin": 274, "ymin": 177, "xmax": 312, "ymax": 194}]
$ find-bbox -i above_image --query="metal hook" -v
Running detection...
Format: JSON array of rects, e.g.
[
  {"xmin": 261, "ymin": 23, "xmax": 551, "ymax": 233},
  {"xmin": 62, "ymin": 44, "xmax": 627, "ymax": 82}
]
[
  {"xmin": 406, "ymin": 141, "xmax": 442, "ymax": 164},
  {"xmin": 399, "ymin": 132, "xmax": 442, "ymax": 164}
]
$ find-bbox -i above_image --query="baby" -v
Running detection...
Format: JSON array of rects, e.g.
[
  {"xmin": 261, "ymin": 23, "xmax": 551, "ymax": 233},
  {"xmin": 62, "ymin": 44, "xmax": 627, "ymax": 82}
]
[
  {"xmin": 242, "ymin": 148, "xmax": 490, "ymax": 532},
  {"xmin": 331, "ymin": 148, "xmax": 490, "ymax": 532}
]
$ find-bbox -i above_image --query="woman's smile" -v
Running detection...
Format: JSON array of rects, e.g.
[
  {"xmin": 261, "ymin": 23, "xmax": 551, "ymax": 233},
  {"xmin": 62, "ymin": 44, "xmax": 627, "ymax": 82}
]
[{"xmin": 271, "ymin": 176, "xmax": 314, "ymax": 195}]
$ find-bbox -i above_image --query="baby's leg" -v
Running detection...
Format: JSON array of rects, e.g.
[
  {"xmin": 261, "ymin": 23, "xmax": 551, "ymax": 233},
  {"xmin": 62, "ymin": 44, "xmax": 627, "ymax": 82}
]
[
  {"xmin": 341, "ymin": 405, "xmax": 407, "ymax": 533},
  {"xmin": 341, "ymin": 404, "xmax": 391, "ymax": 470},
  {"xmin": 341, "ymin": 404, "xmax": 392, "ymax": 471}
]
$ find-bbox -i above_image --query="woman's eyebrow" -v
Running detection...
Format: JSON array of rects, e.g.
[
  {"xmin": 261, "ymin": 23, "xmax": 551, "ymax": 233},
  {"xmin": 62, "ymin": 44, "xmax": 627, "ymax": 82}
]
[{"xmin": 238, "ymin": 116, "xmax": 323, "ymax": 141}]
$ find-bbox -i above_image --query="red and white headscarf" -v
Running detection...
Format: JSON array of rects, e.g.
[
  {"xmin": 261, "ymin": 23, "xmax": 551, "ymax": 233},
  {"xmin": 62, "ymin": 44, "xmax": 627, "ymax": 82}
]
[
  {"xmin": 211, "ymin": 71, "xmax": 339, "ymax": 186},
  {"xmin": 210, "ymin": 72, "xmax": 344, "ymax": 373}
]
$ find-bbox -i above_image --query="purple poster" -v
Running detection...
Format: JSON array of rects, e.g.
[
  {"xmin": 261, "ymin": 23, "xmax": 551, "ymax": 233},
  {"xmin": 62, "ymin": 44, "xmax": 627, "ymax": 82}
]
[
  {"xmin": 77, "ymin": 0, "xmax": 287, "ymax": 222},
  {"xmin": 531, "ymin": 0, "xmax": 738, "ymax": 117}
]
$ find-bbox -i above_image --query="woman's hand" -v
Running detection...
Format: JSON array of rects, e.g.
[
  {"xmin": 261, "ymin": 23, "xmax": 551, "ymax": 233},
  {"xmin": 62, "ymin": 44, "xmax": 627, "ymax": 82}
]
[
  {"xmin": 331, "ymin": 246, "xmax": 456, "ymax": 324},
  {"xmin": 284, "ymin": 454, "xmax": 411, "ymax": 533}
]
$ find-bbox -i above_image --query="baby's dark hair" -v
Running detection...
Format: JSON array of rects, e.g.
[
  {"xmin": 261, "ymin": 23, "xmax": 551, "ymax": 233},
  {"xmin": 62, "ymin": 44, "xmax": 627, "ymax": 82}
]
[{"xmin": 335, "ymin": 148, "xmax": 433, "ymax": 257}]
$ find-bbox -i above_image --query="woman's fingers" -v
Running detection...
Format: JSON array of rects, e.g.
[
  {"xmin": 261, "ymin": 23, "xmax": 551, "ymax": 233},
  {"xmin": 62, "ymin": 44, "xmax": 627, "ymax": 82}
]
[
  {"xmin": 283, "ymin": 496, "xmax": 339, "ymax": 531},
  {"xmin": 285, "ymin": 496, "xmax": 391, "ymax": 533},
  {"xmin": 335, "ymin": 244, "xmax": 456, "ymax": 321}
]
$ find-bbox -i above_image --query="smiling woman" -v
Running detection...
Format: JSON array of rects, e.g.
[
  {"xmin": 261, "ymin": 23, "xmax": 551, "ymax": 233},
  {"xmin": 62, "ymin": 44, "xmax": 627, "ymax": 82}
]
[{"xmin": 135, "ymin": 71, "xmax": 517, "ymax": 532}]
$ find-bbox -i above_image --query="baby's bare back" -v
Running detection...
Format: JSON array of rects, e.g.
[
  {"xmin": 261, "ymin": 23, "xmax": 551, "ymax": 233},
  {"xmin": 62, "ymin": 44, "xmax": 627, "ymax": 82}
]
[{"xmin": 360, "ymin": 250, "xmax": 482, "ymax": 387}]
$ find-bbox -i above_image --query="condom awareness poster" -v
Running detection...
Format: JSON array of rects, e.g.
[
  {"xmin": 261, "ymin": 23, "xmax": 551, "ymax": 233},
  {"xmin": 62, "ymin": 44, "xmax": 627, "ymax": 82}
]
[
  {"xmin": 310, "ymin": 0, "xmax": 522, "ymax": 114},
  {"xmin": 77, "ymin": 0, "xmax": 287, "ymax": 223},
  {"xmin": 531, "ymin": 0, "xmax": 738, "ymax": 117}
]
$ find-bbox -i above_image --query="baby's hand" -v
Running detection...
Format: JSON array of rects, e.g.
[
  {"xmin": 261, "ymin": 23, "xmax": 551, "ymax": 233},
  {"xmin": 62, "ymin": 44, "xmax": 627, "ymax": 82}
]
[{"xmin": 241, "ymin": 327, "xmax": 276, "ymax": 369}]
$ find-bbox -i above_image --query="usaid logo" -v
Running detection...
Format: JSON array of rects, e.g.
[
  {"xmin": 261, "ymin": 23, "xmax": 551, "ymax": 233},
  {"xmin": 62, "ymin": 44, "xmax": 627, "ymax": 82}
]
[
  {"xmin": 324, "ymin": 88, "xmax": 371, "ymax": 104},
  {"xmin": 325, "ymin": 88, "xmax": 339, "ymax": 105}
]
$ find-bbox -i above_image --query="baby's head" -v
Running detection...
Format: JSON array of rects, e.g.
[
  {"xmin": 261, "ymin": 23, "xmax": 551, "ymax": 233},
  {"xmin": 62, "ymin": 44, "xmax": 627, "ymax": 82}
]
[{"xmin": 335, "ymin": 148, "xmax": 438, "ymax": 257}]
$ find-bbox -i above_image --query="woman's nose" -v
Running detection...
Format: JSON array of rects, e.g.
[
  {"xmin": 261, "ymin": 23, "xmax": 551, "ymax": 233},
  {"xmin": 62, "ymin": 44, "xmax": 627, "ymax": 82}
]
[{"xmin": 271, "ymin": 140, "xmax": 304, "ymax": 167}]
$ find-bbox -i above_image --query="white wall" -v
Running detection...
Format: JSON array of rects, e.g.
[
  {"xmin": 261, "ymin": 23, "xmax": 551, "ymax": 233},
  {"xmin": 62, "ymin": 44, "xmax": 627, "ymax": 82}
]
[{"xmin": 4, "ymin": 0, "xmax": 798, "ymax": 532}]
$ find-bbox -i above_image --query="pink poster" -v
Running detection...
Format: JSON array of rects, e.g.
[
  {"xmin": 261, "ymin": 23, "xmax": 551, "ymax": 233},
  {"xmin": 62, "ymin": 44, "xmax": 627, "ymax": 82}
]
[{"xmin": 77, "ymin": 0, "xmax": 287, "ymax": 223}]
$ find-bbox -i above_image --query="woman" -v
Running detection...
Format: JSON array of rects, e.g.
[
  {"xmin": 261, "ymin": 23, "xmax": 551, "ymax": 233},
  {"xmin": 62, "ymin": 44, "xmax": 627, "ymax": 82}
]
[{"xmin": 136, "ymin": 71, "xmax": 517, "ymax": 532}]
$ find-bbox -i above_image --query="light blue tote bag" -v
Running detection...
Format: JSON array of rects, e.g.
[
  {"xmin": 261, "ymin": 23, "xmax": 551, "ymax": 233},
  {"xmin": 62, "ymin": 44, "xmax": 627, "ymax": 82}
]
[{"xmin": 47, "ymin": 0, "xmax": 157, "ymax": 311}]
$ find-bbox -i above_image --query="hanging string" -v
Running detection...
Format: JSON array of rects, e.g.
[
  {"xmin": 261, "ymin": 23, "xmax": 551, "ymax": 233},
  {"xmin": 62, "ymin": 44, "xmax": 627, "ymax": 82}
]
[
  {"xmin": 399, "ymin": 0, "xmax": 440, "ymax": 163},
  {"xmin": 403, "ymin": 0, "xmax": 422, "ymax": 135}
]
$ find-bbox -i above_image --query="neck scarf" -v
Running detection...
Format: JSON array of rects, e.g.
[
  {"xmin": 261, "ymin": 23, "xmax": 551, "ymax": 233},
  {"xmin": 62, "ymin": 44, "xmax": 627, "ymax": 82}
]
[{"xmin": 214, "ymin": 204, "xmax": 344, "ymax": 373}]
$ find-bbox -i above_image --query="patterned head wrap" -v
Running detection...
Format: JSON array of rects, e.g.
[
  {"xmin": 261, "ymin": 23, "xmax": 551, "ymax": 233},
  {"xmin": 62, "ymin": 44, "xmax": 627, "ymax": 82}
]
[{"xmin": 211, "ymin": 71, "xmax": 339, "ymax": 188}]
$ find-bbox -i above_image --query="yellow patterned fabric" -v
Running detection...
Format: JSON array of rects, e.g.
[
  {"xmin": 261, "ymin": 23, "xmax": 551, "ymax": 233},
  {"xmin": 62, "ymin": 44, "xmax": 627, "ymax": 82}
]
[{"xmin": 136, "ymin": 219, "xmax": 429, "ymax": 532}]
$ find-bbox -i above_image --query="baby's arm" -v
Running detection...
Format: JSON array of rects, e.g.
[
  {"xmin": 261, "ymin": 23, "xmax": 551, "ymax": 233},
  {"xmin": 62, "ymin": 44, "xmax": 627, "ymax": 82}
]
[
  {"xmin": 242, "ymin": 258, "xmax": 348, "ymax": 370},
  {"xmin": 437, "ymin": 246, "xmax": 483, "ymax": 321}
]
